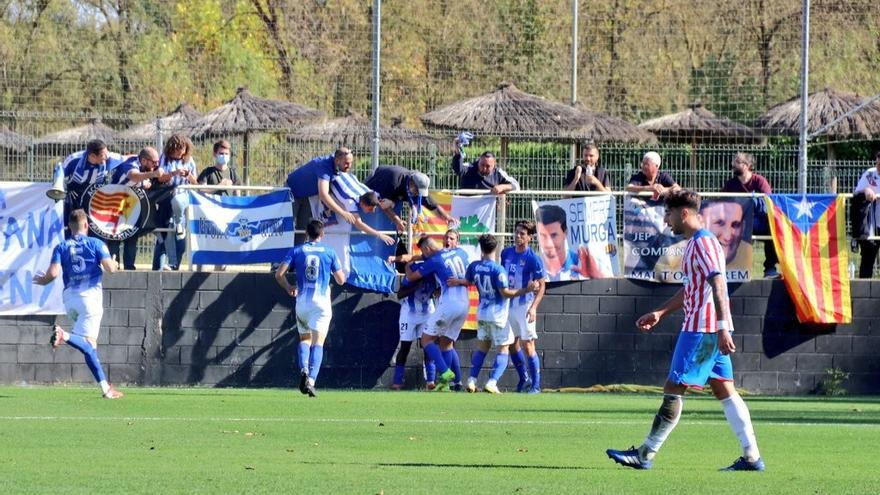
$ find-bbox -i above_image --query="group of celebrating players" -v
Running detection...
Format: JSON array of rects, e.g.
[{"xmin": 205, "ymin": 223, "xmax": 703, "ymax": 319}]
[{"xmin": 36, "ymin": 187, "xmax": 764, "ymax": 472}]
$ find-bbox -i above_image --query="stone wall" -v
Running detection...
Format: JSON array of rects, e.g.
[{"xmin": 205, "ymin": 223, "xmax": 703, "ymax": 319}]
[{"xmin": 1, "ymin": 272, "xmax": 878, "ymax": 394}]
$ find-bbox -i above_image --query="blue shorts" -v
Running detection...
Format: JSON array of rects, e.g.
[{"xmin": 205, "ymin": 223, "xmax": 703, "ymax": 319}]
[{"xmin": 668, "ymin": 332, "xmax": 734, "ymax": 388}]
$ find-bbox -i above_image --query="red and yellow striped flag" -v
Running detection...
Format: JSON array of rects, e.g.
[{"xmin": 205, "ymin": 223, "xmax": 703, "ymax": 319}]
[{"xmin": 764, "ymin": 194, "xmax": 852, "ymax": 323}]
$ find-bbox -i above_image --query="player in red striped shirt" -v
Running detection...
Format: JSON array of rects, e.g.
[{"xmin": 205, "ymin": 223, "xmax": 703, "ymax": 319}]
[{"xmin": 607, "ymin": 190, "xmax": 764, "ymax": 472}]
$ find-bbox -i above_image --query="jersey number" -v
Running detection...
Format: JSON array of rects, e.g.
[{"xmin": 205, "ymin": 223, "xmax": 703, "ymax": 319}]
[
  {"xmin": 305, "ymin": 255, "xmax": 320, "ymax": 281},
  {"xmin": 443, "ymin": 257, "xmax": 466, "ymax": 279},
  {"xmin": 474, "ymin": 273, "xmax": 495, "ymax": 299},
  {"xmin": 69, "ymin": 245, "xmax": 86, "ymax": 273}
]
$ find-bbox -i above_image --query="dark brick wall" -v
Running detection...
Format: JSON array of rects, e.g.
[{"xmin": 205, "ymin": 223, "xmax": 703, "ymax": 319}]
[{"xmin": 1, "ymin": 273, "xmax": 878, "ymax": 394}]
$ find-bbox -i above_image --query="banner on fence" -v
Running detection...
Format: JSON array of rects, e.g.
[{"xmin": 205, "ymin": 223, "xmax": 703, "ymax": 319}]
[
  {"xmin": 765, "ymin": 194, "xmax": 851, "ymax": 323},
  {"xmin": 0, "ymin": 182, "xmax": 65, "ymax": 315},
  {"xmin": 531, "ymin": 195, "xmax": 619, "ymax": 281},
  {"xmin": 412, "ymin": 192, "xmax": 497, "ymax": 330},
  {"xmin": 187, "ymin": 190, "xmax": 294, "ymax": 265},
  {"xmin": 623, "ymin": 195, "xmax": 754, "ymax": 283}
]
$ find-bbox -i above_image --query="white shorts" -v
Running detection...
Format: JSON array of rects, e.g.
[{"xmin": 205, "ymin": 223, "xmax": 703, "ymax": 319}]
[
  {"xmin": 62, "ymin": 287, "xmax": 103, "ymax": 340},
  {"xmin": 296, "ymin": 303, "xmax": 331, "ymax": 334},
  {"xmin": 507, "ymin": 303, "xmax": 538, "ymax": 341},
  {"xmin": 477, "ymin": 320, "xmax": 514, "ymax": 347},
  {"xmin": 422, "ymin": 298, "xmax": 469, "ymax": 342},
  {"xmin": 399, "ymin": 309, "xmax": 431, "ymax": 342}
]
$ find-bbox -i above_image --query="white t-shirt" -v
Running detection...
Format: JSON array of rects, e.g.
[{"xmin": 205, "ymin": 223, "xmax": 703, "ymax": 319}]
[{"xmin": 854, "ymin": 167, "xmax": 880, "ymax": 229}]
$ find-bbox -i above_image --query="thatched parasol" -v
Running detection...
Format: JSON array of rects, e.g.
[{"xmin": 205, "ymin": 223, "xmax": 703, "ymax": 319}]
[
  {"xmin": 189, "ymin": 87, "xmax": 325, "ymax": 184},
  {"xmin": 420, "ymin": 82, "xmax": 586, "ymax": 163},
  {"xmin": 34, "ymin": 117, "xmax": 118, "ymax": 156},
  {"xmin": 756, "ymin": 87, "xmax": 880, "ymax": 191},
  {"xmin": 567, "ymin": 103, "xmax": 657, "ymax": 144},
  {"xmin": 639, "ymin": 103, "xmax": 757, "ymax": 185},
  {"xmin": 0, "ymin": 124, "xmax": 30, "ymax": 153},
  {"xmin": 118, "ymin": 102, "xmax": 202, "ymax": 144},
  {"xmin": 287, "ymin": 110, "xmax": 450, "ymax": 153}
]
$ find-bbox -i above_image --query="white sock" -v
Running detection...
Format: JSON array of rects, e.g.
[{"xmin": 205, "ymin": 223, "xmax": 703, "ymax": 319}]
[
  {"xmin": 721, "ymin": 393, "xmax": 761, "ymax": 461},
  {"xmin": 99, "ymin": 380, "xmax": 111, "ymax": 394},
  {"xmin": 61, "ymin": 330, "xmax": 71, "ymax": 341},
  {"xmin": 485, "ymin": 379, "xmax": 497, "ymax": 388},
  {"xmin": 307, "ymin": 377, "xmax": 315, "ymax": 387}
]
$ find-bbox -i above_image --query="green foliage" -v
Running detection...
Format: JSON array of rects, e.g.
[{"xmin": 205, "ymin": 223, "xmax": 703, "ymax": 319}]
[{"xmin": 816, "ymin": 367, "xmax": 850, "ymax": 396}]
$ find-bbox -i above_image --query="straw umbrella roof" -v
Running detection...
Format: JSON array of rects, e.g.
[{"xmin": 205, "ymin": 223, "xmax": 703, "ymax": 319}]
[
  {"xmin": 638, "ymin": 103, "xmax": 756, "ymax": 141},
  {"xmin": 755, "ymin": 87, "xmax": 880, "ymax": 139},
  {"xmin": 189, "ymin": 87, "xmax": 324, "ymax": 139},
  {"xmin": 118, "ymin": 102, "xmax": 202, "ymax": 142},
  {"xmin": 567, "ymin": 103, "xmax": 657, "ymax": 144},
  {"xmin": 419, "ymin": 82, "xmax": 586, "ymax": 138},
  {"xmin": 287, "ymin": 111, "xmax": 450, "ymax": 153},
  {"xmin": 0, "ymin": 124, "xmax": 30, "ymax": 153},
  {"xmin": 34, "ymin": 117, "xmax": 118, "ymax": 154}
]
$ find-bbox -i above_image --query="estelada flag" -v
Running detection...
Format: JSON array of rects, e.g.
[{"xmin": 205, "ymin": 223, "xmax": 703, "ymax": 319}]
[
  {"xmin": 411, "ymin": 192, "xmax": 496, "ymax": 331},
  {"xmin": 764, "ymin": 194, "xmax": 852, "ymax": 323}
]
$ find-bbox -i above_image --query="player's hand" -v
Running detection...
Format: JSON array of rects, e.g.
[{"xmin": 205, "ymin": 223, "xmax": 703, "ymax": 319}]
[
  {"xmin": 636, "ymin": 311, "xmax": 661, "ymax": 332},
  {"xmin": 393, "ymin": 217, "xmax": 407, "ymax": 233},
  {"xmin": 339, "ymin": 210, "xmax": 357, "ymax": 225},
  {"xmin": 527, "ymin": 307, "xmax": 537, "ymax": 323},
  {"xmin": 32, "ymin": 271, "xmax": 46, "ymax": 285},
  {"xmin": 379, "ymin": 234, "xmax": 395, "ymax": 246},
  {"xmin": 526, "ymin": 280, "xmax": 540, "ymax": 292},
  {"xmin": 288, "ymin": 287, "xmax": 298, "ymax": 298},
  {"xmin": 718, "ymin": 329, "xmax": 736, "ymax": 355}
]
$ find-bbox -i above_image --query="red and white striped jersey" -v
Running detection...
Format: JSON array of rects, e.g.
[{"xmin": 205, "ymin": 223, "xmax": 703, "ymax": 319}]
[{"xmin": 681, "ymin": 229, "xmax": 726, "ymax": 333}]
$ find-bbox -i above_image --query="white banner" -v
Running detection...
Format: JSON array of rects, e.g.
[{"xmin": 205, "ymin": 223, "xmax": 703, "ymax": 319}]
[
  {"xmin": 532, "ymin": 195, "xmax": 619, "ymax": 281},
  {"xmin": 0, "ymin": 182, "xmax": 65, "ymax": 315}
]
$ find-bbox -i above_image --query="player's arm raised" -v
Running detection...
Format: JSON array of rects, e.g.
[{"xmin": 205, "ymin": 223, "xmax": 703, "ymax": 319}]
[
  {"xmin": 709, "ymin": 273, "xmax": 736, "ymax": 354},
  {"xmin": 636, "ymin": 288, "xmax": 684, "ymax": 333}
]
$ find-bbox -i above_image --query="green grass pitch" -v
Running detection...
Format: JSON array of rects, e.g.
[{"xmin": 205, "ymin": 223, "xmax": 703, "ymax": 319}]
[{"xmin": 0, "ymin": 387, "xmax": 877, "ymax": 494}]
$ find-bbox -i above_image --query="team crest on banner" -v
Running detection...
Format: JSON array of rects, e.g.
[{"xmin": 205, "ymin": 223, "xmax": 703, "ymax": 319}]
[
  {"xmin": 81, "ymin": 183, "xmax": 150, "ymax": 241},
  {"xmin": 412, "ymin": 192, "xmax": 496, "ymax": 330}
]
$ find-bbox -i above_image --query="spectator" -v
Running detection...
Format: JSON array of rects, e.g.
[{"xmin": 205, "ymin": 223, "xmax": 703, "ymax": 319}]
[
  {"xmin": 564, "ymin": 143, "xmax": 611, "ymax": 192},
  {"xmin": 626, "ymin": 151, "xmax": 679, "ymax": 199},
  {"xmin": 286, "ymin": 147, "xmax": 358, "ymax": 245},
  {"xmin": 197, "ymin": 139, "xmax": 239, "ymax": 196},
  {"xmin": 152, "ymin": 134, "xmax": 198, "ymax": 270},
  {"xmin": 106, "ymin": 147, "xmax": 164, "ymax": 270},
  {"xmin": 451, "ymin": 133, "xmax": 520, "ymax": 194},
  {"xmin": 721, "ymin": 152, "xmax": 778, "ymax": 278},
  {"xmin": 324, "ymin": 172, "xmax": 395, "ymax": 246},
  {"xmin": 365, "ymin": 164, "xmax": 455, "ymax": 231},
  {"xmin": 60, "ymin": 139, "xmax": 125, "ymax": 231},
  {"xmin": 853, "ymin": 150, "xmax": 880, "ymax": 278}
]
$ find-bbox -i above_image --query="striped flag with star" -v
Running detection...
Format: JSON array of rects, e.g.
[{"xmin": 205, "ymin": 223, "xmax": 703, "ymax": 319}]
[{"xmin": 764, "ymin": 194, "xmax": 852, "ymax": 323}]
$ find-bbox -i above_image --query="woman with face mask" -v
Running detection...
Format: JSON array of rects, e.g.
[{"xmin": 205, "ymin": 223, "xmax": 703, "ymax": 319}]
[{"xmin": 197, "ymin": 140, "xmax": 239, "ymax": 196}]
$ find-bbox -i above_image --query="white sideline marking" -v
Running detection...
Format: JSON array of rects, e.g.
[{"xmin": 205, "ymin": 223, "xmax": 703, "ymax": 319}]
[{"xmin": 0, "ymin": 416, "xmax": 876, "ymax": 428}]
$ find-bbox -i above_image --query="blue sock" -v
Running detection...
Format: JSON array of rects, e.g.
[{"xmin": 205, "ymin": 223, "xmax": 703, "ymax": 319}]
[
  {"xmin": 308, "ymin": 345, "xmax": 324, "ymax": 381},
  {"xmin": 470, "ymin": 350, "xmax": 488, "ymax": 379},
  {"xmin": 423, "ymin": 351, "xmax": 436, "ymax": 383},
  {"xmin": 511, "ymin": 349, "xmax": 528, "ymax": 383},
  {"xmin": 66, "ymin": 334, "xmax": 107, "ymax": 383},
  {"xmin": 424, "ymin": 343, "xmax": 449, "ymax": 374},
  {"xmin": 393, "ymin": 364, "xmax": 406, "ymax": 385},
  {"xmin": 528, "ymin": 354, "xmax": 541, "ymax": 390},
  {"xmin": 298, "ymin": 342, "xmax": 310, "ymax": 372},
  {"xmin": 490, "ymin": 353, "xmax": 509, "ymax": 382},
  {"xmin": 443, "ymin": 349, "xmax": 462, "ymax": 382}
]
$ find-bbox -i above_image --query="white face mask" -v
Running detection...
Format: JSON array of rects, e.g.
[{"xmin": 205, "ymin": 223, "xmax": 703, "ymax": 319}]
[{"xmin": 216, "ymin": 154, "xmax": 229, "ymax": 167}]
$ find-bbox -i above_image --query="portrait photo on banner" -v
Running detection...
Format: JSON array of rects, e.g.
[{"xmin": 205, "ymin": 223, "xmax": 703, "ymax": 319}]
[
  {"xmin": 623, "ymin": 195, "xmax": 754, "ymax": 283},
  {"xmin": 531, "ymin": 196, "xmax": 619, "ymax": 282}
]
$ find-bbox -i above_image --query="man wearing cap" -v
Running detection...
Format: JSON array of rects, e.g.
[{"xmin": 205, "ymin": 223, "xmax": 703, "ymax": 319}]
[
  {"xmin": 451, "ymin": 133, "xmax": 520, "ymax": 194},
  {"xmin": 365, "ymin": 165, "xmax": 456, "ymax": 231}
]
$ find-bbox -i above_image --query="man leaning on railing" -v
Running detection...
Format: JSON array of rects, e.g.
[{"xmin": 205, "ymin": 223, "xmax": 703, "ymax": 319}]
[
  {"xmin": 450, "ymin": 132, "xmax": 520, "ymax": 194},
  {"xmin": 625, "ymin": 151, "xmax": 679, "ymax": 200}
]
